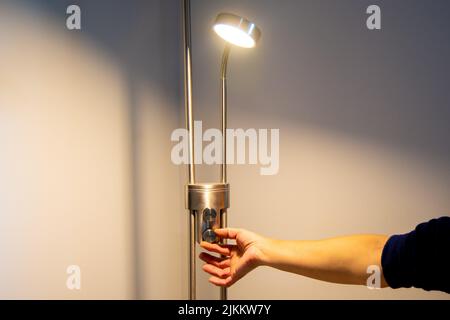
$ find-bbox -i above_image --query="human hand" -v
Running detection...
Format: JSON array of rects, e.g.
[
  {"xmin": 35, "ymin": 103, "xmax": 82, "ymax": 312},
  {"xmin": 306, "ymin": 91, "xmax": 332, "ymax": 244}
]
[{"xmin": 200, "ymin": 228, "xmax": 270, "ymax": 287}]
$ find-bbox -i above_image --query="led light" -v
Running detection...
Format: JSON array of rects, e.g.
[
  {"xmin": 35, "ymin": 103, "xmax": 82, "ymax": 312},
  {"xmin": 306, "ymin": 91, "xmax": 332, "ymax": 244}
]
[{"xmin": 213, "ymin": 13, "xmax": 261, "ymax": 48}]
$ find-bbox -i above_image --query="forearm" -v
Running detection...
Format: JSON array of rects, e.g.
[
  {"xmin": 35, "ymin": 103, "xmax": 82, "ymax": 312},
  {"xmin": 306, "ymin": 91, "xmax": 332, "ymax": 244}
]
[{"xmin": 259, "ymin": 235, "xmax": 389, "ymax": 286}]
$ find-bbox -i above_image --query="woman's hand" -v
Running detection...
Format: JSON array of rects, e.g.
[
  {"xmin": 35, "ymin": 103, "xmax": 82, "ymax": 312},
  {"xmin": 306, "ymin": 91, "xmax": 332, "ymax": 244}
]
[{"xmin": 200, "ymin": 228, "xmax": 271, "ymax": 287}]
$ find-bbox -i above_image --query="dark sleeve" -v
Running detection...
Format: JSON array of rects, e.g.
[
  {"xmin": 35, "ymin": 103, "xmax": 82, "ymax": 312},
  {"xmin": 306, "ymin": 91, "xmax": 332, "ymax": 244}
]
[{"xmin": 381, "ymin": 216, "xmax": 450, "ymax": 294}]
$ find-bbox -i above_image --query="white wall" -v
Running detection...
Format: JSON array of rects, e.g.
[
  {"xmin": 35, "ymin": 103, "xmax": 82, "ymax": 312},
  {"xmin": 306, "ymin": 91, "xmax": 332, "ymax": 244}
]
[
  {"xmin": 1, "ymin": 0, "xmax": 449, "ymax": 300},
  {"xmin": 0, "ymin": 2, "xmax": 133, "ymax": 299},
  {"xmin": 0, "ymin": 0, "xmax": 185, "ymax": 299}
]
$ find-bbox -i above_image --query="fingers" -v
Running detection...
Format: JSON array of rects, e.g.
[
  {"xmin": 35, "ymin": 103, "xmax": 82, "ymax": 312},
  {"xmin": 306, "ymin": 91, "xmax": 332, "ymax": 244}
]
[
  {"xmin": 208, "ymin": 259, "xmax": 250, "ymax": 288},
  {"xmin": 214, "ymin": 228, "xmax": 241, "ymax": 240},
  {"xmin": 202, "ymin": 263, "xmax": 231, "ymax": 279},
  {"xmin": 208, "ymin": 275, "xmax": 233, "ymax": 287},
  {"xmin": 200, "ymin": 241, "xmax": 234, "ymax": 256},
  {"xmin": 200, "ymin": 253, "xmax": 234, "ymax": 287},
  {"xmin": 199, "ymin": 252, "xmax": 230, "ymax": 268}
]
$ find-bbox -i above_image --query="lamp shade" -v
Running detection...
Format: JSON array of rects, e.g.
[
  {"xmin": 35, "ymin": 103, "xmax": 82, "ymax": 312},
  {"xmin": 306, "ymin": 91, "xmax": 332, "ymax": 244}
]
[{"xmin": 213, "ymin": 13, "xmax": 261, "ymax": 48}]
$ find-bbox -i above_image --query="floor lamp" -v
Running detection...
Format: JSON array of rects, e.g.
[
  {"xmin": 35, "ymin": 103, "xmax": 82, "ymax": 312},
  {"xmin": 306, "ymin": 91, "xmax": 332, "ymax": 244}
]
[{"xmin": 182, "ymin": 0, "xmax": 261, "ymax": 300}]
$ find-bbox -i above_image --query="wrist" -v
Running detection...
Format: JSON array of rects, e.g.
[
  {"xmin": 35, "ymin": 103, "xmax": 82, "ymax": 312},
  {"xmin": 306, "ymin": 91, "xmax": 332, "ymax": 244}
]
[{"xmin": 257, "ymin": 238, "xmax": 281, "ymax": 267}]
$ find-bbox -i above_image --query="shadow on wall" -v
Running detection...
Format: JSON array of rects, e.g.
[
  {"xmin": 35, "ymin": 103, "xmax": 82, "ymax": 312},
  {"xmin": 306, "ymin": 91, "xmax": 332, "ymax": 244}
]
[
  {"xmin": 269, "ymin": 0, "xmax": 450, "ymax": 166},
  {"xmin": 192, "ymin": 0, "xmax": 450, "ymax": 169}
]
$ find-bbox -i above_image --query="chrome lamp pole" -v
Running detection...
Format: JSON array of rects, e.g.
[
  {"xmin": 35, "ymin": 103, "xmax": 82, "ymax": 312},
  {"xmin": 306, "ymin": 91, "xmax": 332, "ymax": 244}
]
[{"xmin": 182, "ymin": 0, "xmax": 261, "ymax": 300}]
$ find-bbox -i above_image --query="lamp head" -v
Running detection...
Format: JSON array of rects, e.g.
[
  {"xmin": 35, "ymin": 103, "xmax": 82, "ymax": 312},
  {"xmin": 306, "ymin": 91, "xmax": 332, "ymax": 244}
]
[{"xmin": 213, "ymin": 13, "xmax": 261, "ymax": 48}]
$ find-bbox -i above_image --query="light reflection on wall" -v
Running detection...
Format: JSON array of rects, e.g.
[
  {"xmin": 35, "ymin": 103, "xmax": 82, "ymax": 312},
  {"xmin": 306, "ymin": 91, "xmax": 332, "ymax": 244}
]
[
  {"xmin": 0, "ymin": 0, "xmax": 185, "ymax": 299},
  {"xmin": 0, "ymin": 1, "xmax": 134, "ymax": 299}
]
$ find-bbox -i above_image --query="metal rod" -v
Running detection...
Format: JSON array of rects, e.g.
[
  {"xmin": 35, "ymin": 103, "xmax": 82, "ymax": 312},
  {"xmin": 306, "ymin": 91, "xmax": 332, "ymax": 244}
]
[
  {"xmin": 189, "ymin": 211, "xmax": 196, "ymax": 300},
  {"xmin": 220, "ymin": 210, "xmax": 228, "ymax": 300},
  {"xmin": 183, "ymin": 0, "xmax": 195, "ymax": 184},
  {"xmin": 219, "ymin": 44, "xmax": 231, "ymax": 300},
  {"xmin": 183, "ymin": 0, "xmax": 196, "ymax": 300},
  {"xmin": 220, "ymin": 44, "xmax": 231, "ymax": 184}
]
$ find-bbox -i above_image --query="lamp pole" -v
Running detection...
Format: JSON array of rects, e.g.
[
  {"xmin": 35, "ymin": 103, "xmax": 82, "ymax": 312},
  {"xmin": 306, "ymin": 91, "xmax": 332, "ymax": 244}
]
[
  {"xmin": 182, "ymin": 0, "xmax": 260, "ymax": 302},
  {"xmin": 219, "ymin": 43, "xmax": 231, "ymax": 300},
  {"xmin": 183, "ymin": 0, "xmax": 229, "ymax": 301},
  {"xmin": 182, "ymin": 0, "xmax": 196, "ymax": 300}
]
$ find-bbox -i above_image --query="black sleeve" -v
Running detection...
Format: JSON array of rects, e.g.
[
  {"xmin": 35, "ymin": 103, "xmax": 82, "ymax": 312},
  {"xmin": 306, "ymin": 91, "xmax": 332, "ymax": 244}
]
[{"xmin": 381, "ymin": 216, "xmax": 450, "ymax": 293}]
